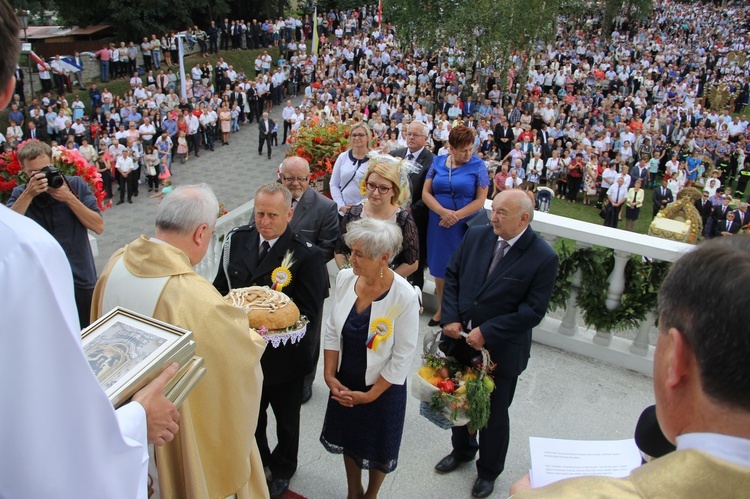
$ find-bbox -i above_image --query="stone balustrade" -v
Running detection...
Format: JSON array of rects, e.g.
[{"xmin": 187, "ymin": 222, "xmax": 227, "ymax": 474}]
[
  {"xmin": 196, "ymin": 198, "xmax": 693, "ymax": 376},
  {"xmin": 194, "ymin": 199, "xmax": 254, "ymax": 282},
  {"xmin": 519, "ymin": 205, "xmax": 692, "ymax": 376}
]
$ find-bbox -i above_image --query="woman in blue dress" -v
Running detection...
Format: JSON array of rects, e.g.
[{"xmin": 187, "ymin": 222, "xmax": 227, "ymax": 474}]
[{"xmin": 422, "ymin": 125, "xmax": 490, "ymax": 325}]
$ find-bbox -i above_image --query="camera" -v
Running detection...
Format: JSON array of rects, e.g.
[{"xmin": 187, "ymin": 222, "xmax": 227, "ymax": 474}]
[{"xmin": 37, "ymin": 165, "xmax": 65, "ymax": 189}]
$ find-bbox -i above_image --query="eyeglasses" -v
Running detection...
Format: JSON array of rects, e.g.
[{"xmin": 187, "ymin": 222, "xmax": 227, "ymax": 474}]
[
  {"xmin": 281, "ymin": 175, "xmax": 309, "ymax": 183},
  {"xmin": 365, "ymin": 182, "xmax": 393, "ymax": 194},
  {"xmin": 350, "ymin": 133, "xmax": 367, "ymax": 138}
]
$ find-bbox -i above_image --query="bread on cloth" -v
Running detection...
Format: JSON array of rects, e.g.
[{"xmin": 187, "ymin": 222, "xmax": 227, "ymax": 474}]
[{"xmin": 224, "ymin": 286, "xmax": 300, "ymax": 330}]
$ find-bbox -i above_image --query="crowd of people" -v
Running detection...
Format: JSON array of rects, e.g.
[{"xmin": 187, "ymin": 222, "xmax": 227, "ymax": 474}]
[{"xmin": 4, "ymin": 1, "xmax": 750, "ymax": 498}]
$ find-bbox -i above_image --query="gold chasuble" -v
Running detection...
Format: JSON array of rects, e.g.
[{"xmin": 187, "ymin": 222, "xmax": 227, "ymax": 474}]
[
  {"xmin": 92, "ymin": 236, "xmax": 269, "ymax": 499},
  {"xmin": 514, "ymin": 449, "xmax": 750, "ymax": 498}
]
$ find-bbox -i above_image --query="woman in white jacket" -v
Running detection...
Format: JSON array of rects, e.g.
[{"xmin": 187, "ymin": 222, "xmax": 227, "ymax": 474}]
[{"xmin": 321, "ymin": 217, "xmax": 419, "ymax": 499}]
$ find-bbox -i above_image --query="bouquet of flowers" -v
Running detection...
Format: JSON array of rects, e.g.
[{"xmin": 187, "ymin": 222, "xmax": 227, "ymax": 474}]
[
  {"xmin": 285, "ymin": 123, "xmax": 350, "ymax": 181},
  {"xmin": 0, "ymin": 140, "xmax": 110, "ymax": 211},
  {"xmin": 411, "ymin": 332, "xmax": 496, "ymax": 432}
]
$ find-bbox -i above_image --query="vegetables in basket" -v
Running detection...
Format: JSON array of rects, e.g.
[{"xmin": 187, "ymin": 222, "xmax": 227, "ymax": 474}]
[{"xmin": 416, "ymin": 353, "xmax": 495, "ymax": 432}]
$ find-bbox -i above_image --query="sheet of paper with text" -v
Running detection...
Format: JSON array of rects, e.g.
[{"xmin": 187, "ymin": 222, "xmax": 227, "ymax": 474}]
[{"xmin": 529, "ymin": 437, "xmax": 642, "ymax": 488}]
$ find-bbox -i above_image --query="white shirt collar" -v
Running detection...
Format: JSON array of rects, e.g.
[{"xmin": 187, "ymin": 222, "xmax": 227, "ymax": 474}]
[
  {"xmin": 259, "ymin": 235, "xmax": 280, "ymax": 249},
  {"xmin": 497, "ymin": 226, "xmax": 528, "ymax": 250},
  {"xmin": 407, "ymin": 146, "xmax": 425, "ymax": 159},
  {"xmin": 677, "ymin": 433, "xmax": 750, "ymax": 468}
]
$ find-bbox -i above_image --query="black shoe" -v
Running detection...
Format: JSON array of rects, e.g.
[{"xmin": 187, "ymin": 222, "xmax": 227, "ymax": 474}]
[
  {"xmin": 127, "ymin": 199, "xmax": 133, "ymax": 204},
  {"xmin": 471, "ymin": 478, "xmax": 495, "ymax": 498},
  {"xmin": 134, "ymin": 191, "xmax": 138, "ymax": 197},
  {"xmin": 268, "ymin": 478, "xmax": 289, "ymax": 498},
  {"xmin": 428, "ymin": 318, "xmax": 441, "ymax": 327},
  {"xmin": 301, "ymin": 384, "xmax": 312, "ymax": 404},
  {"xmin": 116, "ymin": 200, "xmax": 124, "ymax": 205},
  {"xmin": 434, "ymin": 454, "xmax": 471, "ymax": 473}
]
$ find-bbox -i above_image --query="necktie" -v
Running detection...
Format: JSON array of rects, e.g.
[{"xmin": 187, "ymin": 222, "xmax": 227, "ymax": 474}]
[
  {"xmin": 487, "ymin": 240, "xmax": 509, "ymax": 276},
  {"xmin": 258, "ymin": 240, "xmax": 270, "ymax": 264},
  {"xmin": 291, "ymin": 198, "xmax": 298, "ymax": 209},
  {"xmin": 407, "ymin": 153, "xmax": 415, "ymax": 161}
]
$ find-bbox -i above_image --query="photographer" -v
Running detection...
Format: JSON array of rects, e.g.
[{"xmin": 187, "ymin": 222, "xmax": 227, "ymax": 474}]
[{"xmin": 7, "ymin": 140, "xmax": 104, "ymax": 328}]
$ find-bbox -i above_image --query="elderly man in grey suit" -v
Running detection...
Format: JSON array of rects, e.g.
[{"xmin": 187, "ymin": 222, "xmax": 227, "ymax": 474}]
[
  {"xmin": 390, "ymin": 120, "xmax": 435, "ymax": 291},
  {"xmin": 279, "ymin": 156, "xmax": 339, "ymax": 403}
]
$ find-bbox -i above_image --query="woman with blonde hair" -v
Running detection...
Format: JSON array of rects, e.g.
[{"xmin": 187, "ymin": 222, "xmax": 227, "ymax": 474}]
[
  {"xmin": 335, "ymin": 153, "xmax": 419, "ymax": 278},
  {"xmin": 330, "ymin": 122, "xmax": 373, "ymax": 216}
]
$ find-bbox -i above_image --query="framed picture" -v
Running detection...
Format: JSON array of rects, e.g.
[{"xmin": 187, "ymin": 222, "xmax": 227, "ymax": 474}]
[{"xmin": 82, "ymin": 307, "xmax": 194, "ymax": 408}]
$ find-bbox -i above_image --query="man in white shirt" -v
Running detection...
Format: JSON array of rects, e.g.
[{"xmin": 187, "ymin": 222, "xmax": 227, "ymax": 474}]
[
  {"xmin": 129, "ymin": 72, "xmax": 143, "ymax": 89},
  {"xmin": 185, "ymin": 109, "xmax": 201, "ymax": 158},
  {"xmin": 138, "ymin": 117, "xmax": 156, "ymax": 146},
  {"xmin": 261, "ymin": 50, "xmax": 272, "ymax": 73},
  {"xmin": 511, "ymin": 237, "xmax": 750, "ymax": 497},
  {"xmin": 115, "ymin": 148, "xmax": 136, "ymax": 205},
  {"xmin": 282, "ymin": 100, "xmax": 295, "ymax": 144},
  {"xmin": 190, "ymin": 63, "xmax": 202, "ymax": 85},
  {"xmin": 200, "ymin": 105, "xmax": 218, "ymax": 151}
]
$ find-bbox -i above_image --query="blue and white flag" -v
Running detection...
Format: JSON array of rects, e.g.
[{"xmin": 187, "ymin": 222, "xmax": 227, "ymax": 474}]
[{"xmin": 60, "ymin": 57, "xmax": 83, "ymax": 73}]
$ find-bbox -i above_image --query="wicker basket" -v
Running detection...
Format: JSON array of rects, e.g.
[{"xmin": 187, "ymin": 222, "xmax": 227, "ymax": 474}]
[{"xmin": 410, "ymin": 329, "xmax": 491, "ymax": 429}]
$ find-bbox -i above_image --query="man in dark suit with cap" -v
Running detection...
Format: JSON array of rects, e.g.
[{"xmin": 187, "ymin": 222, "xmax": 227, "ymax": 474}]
[{"xmin": 213, "ymin": 182, "xmax": 327, "ymax": 498}]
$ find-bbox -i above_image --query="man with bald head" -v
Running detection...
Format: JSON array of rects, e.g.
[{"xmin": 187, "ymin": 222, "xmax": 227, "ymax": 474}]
[
  {"xmin": 278, "ymin": 156, "xmax": 339, "ymax": 403},
  {"xmin": 434, "ymin": 190, "xmax": 559, "ymax": 498}
]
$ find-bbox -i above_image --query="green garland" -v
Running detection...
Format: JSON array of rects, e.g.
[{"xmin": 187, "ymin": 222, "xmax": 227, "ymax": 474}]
[{"xmin": 548, "ymin": 244, "xmax": 670, "ymax": 333}]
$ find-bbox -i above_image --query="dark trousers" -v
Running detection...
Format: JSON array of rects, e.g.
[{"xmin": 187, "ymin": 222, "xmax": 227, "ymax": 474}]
[
  {"xmin": 246, "ymin": 101, "xmax": 258, "ymax": 123},
  {"xmin": 143, "ymin": 55, "xmax": 151, "ymax": 71},
  {"xmin": 54, "ymin": 74, "xmax": 66, "ymax": 95},
  {"xmin": 209, "ymin": 38, "xmax": 218, "ymax": 54},
  {"xmin": 259, "ymin": 134, "xmax": 272, "ymax": 158},
  {"xmin": 203, "ymin": 125, "xmax": 215, "ymax": 150},
  {"xmin": 450, "ymin": 376, "xmax": 518, "ymax": 480},
  {"xmin": 604, "ymin": 204, "xmax": 621, "ymax": 228},
  {"xmin": 283, "ymin": 120, "xmax": 292, "ymax": 144},
  {"xmin": 408, "ymin": 204, "xmax": 429, "ymax": 290},
  {"xmin": 188, "ymin": 133, "xmax": 201, "ymax": 155},
  {"xmin": 256, "ymin": 378, "xmax": 303, "ymax": 479},
  {"xmin": 118, "ymin": 173, "xmax": 135, "ymax": 201},
  {"xmin": 74, "ymin": 285, "xmax": 94, "ymax": 329}
]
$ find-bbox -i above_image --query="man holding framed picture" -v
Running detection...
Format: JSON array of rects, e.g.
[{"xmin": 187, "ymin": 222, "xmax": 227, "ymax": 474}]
[{"xmin": 0, "ymin": 4, "xmax": 180, "ymax": 496}]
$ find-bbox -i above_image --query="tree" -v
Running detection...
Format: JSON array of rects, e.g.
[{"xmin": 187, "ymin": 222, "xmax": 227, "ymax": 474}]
[{"xmin": 384, "ymin": 0, "xmax": 651, "ymax": 82}]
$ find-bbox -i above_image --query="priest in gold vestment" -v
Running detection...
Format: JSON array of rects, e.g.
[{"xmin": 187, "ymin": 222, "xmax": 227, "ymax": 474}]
[{"xmin": 92, "ymin": 184, "xmax": 269, "ymax": 499}]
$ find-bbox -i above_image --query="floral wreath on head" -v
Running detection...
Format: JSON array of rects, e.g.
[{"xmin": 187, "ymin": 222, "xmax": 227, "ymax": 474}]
[{"xmin": 359, "ymin": 151, "xmax": 420, "ymax": 208}]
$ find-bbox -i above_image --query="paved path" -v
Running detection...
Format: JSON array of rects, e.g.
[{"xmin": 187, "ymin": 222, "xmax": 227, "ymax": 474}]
[
  {"xmin": 93, "ymin": 100, "xmax": 654, "ymax": 498},
  {"xmin": 94, "ymin": 102, "xmax": 288, "ymax": 272}
]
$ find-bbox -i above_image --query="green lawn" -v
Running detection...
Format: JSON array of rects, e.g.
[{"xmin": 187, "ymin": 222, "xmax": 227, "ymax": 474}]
[
  {"xmin": 548, "ymin": 188, "xmax": 656, "ymax": 234},
  {"xmin": 2, "ymin": 46, "xmax": 279, "ymax": 130}
]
